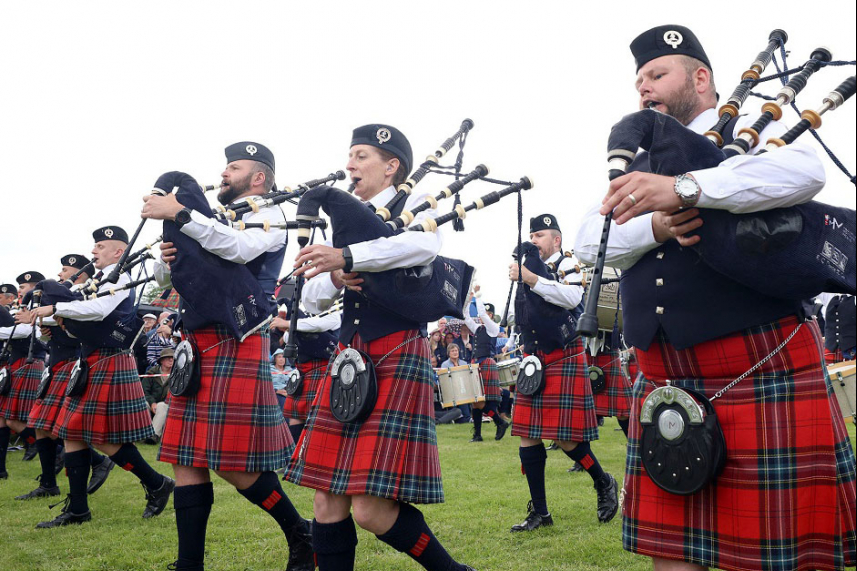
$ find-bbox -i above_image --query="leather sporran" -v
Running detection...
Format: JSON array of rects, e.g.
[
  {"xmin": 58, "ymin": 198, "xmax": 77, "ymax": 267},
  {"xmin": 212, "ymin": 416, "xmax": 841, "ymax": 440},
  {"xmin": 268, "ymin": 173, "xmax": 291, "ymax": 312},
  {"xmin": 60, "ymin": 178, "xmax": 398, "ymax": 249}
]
[
  {"xmin": 588, "ymin": 365, "xmax": 606, "ymax": 394},
  {"xmin": 284, "ymin": 369, "xmax": 302, "ymax": 397},
  {"xmin": 65, "ymin": 358, "xmax": 89, "ymax": 397},
  {"xmin": 516, "ymin": 355, "xmax": 545, "ymax": 396},
  {"xmin": 168, "ymin": 340, "xmax": 201, "ymax": 397},
  {"xmin": 36, "ymin": 367, "xmax": 52, "ymax": 400},
  {"xmin": 639, "ymin": 382, "xmax": 726, "ymax": 495},
  {"xmin": 329, "ymin": 348, "xmax": 377, "ymax": 423},
  {"xmin": 0, "ymin": 367, "xmax": 10, "ymax": 396}
]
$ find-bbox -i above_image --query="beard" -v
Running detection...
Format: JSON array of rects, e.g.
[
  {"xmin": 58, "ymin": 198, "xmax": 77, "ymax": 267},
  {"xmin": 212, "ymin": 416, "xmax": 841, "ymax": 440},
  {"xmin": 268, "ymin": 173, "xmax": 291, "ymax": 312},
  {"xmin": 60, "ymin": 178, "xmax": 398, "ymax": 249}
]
[
  {"xmin": 217, "ymin": 172, "xmax": 252, "ymax": 206},
  {"xmin": 662, "ymin": 78, "xmax": 700, "ymax": 125}
]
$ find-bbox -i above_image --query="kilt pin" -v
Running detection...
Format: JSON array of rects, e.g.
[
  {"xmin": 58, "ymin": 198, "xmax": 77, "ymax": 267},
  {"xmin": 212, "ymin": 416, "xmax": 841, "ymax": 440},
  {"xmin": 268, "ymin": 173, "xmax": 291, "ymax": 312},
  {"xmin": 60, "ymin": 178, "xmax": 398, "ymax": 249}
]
[
  {"xmin": 476, "ymin": 357, "xmax": 501, "ymax": 402},
  {"xmin": 285, "ymin": 330, "xmax": 444, "ymax": 504},
  {"xmin": 511, "ymin": 337, "xmax": 599, "ymax": 442},
  {"xmin": 622, "ymin": 316, "xmax": 857, "ymax": 571},
  {"xmin": 54, "ymin": 349, "xmax": 154, "ymax": 444},
  {"xmin": 27, "ymin": 357, "xmax": 76, "ymax": 433},
  {"xmin": 158, "ymin": 326, "xmax": 292, "ymax": 472},
  {"xmin": 0, "ymin": 357, "xmax": 44, "ymax": 423},
  {"xmin": 586, "ymin": 347, "xmax": 634, "ymax": 418},
  {"xmin": 282, "ymin": 358, "xmax": 329, "ymax": 423}
]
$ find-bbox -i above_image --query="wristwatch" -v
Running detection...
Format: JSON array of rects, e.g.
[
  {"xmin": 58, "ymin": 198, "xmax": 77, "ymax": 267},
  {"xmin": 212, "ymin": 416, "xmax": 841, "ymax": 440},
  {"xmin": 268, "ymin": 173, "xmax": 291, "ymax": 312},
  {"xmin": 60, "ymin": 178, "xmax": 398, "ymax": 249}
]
[
  {"xmin": 342, "ymin": 246, "xmax": 354, "ymax": 273},
  {"xmin": 174, "ymin": 207, "xmax": 192, "ymax": 229},
  {"xmin": 674, "ymin": 173, "xmax": 701, "ymax": 208}
]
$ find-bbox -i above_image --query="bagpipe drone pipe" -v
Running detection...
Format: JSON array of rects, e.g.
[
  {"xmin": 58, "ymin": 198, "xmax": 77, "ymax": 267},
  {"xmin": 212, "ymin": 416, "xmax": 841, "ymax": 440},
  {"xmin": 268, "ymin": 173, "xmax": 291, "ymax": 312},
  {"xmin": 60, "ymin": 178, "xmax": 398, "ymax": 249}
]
[
  {"xmin": 295, "ymin": 184, "xmax": 475, "ymax": 323},
  {"xmin": 153, "ymin": 171, "xmax": 273, "ymax": 341}
]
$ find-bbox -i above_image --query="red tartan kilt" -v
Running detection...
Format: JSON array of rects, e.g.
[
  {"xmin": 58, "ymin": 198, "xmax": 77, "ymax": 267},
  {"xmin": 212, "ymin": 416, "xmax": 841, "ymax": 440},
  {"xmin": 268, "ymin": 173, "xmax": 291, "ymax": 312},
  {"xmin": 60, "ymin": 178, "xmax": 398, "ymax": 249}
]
[
  {"xmin": 510, "ymin": 337, "xmax": 598, "ymax": 442},
  {"xmin": 27, "ymin": 358, "xmax": 75, "ymax": 433},
  {"xmin": 0, "ymin": 358, "xmax": 44, "ymax": 422},
  {"xmin": 159, "ymin": 326, "xmax": 292, "ymax": 472},
  {"xmin": 282, "ymin": 359, "xmax": 328, "ymax": 422},
  {"xmin": 824, "ymin": 347, "xmax": 845, "ymax": 364},
  {"xmin": 586, "ymin": 348, "xmax": 633, "ymax": 418},
  {"xmin": 623, "ymin": 316, "xmax": 857, "ymax": 571},
  {"xmin": 54, "ymin": 350, "xmax": 154, "ymax": 444},
  {"xmin": 285, "ymin": 330, "xmax": 444, "ymax": 504},
  {"xmin": 477, "ymin": 357, "xmax": 501, "ymax": 402}
]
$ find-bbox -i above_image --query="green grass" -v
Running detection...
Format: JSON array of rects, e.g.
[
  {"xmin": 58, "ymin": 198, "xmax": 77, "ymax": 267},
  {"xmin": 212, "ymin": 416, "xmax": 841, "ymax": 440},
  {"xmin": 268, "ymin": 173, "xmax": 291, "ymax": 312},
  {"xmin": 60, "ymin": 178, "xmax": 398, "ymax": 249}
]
[{"xmin": 2, "ymin": 420, "xmax": 855, "ymax": 571}]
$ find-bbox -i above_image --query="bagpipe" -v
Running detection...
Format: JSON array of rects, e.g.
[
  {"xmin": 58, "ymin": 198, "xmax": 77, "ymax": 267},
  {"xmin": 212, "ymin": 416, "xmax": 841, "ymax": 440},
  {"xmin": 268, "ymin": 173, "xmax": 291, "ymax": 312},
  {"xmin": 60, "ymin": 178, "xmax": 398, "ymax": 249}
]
[{"xmin": 577, "ymin": 34, "xmax": 857, "ymax": 338}]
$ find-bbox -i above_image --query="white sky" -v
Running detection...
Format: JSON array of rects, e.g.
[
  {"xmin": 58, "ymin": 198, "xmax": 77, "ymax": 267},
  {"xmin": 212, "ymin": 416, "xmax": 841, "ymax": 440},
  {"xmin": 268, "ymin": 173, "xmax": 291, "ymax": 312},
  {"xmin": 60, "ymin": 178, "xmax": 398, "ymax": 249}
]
[{"xmin": 2, "ymin": 0, "xmax": 855, "ymax": 310}]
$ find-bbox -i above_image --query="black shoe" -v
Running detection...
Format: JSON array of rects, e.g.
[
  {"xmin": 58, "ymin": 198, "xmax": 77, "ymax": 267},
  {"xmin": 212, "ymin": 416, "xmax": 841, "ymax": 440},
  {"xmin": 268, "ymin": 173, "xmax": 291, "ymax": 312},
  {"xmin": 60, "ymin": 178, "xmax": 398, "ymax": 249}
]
[
  {"xmin": 547, "ymin": 442, "xmax": 559, "ymax": 451},
  {"xmin": 597, "ymin": 416, "xmax": 605, "ymax": 427},
  {"xmin": 35, "ymin": 497, "xmax": 92, "ymax": 529},
  {"xmin": 469, "ymin": 434, "xmax": 483, "ymax": 443},
  {"xmin": 142, "ymin": 476, "xmax": 175, "ymax": 518},
  {"xmin": 166, "ymin": 560, "xmax": 204, "ymax": 571},
  {"xmin": 15, "ymin": 480, "xmax": 61, "ymax": 500},
  {"xmin": 494, "ymin": 419, "xmax": 509, "ymax": 441},
  {"xmin": 54, "ymin": 446, "xmax": 65, "ymax": 475},
  {"xmin": 510, "ymin": 501, "xmax": 553, "ymax": 532},
  {"xmin": 285, "ymin": 518, "xmax": 315, "ymax": 571},
  {"xmin": 87, "ymin": 457, "xmax": 115, "ymax": 494},
  {"xmin": 22, "ymin": 445, "xmax": 38, "ymax": 461},
  {"xmin": 568, "ymin": 461, "xmax": 584, "ymax": 473},
  {"xmin": 595, "ymin": 473, "xmax": 619, "ymax": 523},
  {"xmin": 0, "ymin": 470, "xmax": 8, "ymax": 479}
]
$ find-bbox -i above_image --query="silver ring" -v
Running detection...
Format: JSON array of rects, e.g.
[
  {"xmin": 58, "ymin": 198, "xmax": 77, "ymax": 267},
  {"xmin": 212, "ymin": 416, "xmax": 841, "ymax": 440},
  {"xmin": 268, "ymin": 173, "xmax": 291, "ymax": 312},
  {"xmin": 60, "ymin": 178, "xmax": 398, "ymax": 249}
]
[
  {"xmin": 307, "ymin": 260, "xmax": 314, "ymax": 266},
  {"xmin": 628, "ymin": 193, "xmax": 637, "ymax": 206}
]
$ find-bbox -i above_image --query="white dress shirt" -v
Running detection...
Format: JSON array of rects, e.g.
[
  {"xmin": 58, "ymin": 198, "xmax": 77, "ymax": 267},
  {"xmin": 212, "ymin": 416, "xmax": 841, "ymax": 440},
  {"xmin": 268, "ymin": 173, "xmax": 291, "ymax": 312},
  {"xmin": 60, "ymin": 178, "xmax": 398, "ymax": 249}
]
[
  {"xmin": 0, "ymin": 323, "xmax": 34, "ymax": 340},
  {"xmin": 574, "ymin": 107, "xmax": 826, "ymax": 270},
  {"xmin": 301, "ymin": 185, "xmax": 443, "ymax": 314},
  {"xmin": 464, "ymin": 297, "xmax": 499, "ymax": 337},
  {"xmin": 528, "ymin": 251, "xmax": 584, "ymax": 310},
  {"xmin": 54, "ymin": 264, "xmax": 130, "ymax": 321},
  {"xmin": 155, "ymin": 202, "xmax": 287, "ymax": 286}
]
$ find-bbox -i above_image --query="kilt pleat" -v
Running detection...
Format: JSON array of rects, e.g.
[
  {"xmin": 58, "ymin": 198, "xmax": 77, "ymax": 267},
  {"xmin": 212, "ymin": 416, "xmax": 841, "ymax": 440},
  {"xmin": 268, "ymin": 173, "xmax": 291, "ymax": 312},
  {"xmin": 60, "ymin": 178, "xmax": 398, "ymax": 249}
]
[
  {"xmin": 824, "ymin": 347, "xmax": 846, "ymax": 364},
  {"xmin": 622, "ymin": 316, "xmax": 857, "ymax": 571},
  {"xmin": 477, "ymin": 357, "xmax": 501, "ymax": 402},
  {"xmin": 282, "ymin": 359, "xmax": 329, "ymax": 423},
  {"xmin": 158, "ymin": 326, "xmax": 292, "ymax": 472},
  {"xmin": 0, "ymin": 358, "xmax": 44, "ymax": 423},
  {"xmin": 54, "ymin": 350, "xmax": 154, "ymax": 444},
  {"xmin": 28, "ymin": 358, "xmax": 76, "ymax": 433},
  {"xmin": 586, "ymin": 348, "xmax": 633, "ymax": 418},
  {"xmin": 510, "ymin": 337, "xmax": 599, "ymax": 442},
  {"xmin": 285, "ymin": 330, "xmax": 444, "ymax": 504}
]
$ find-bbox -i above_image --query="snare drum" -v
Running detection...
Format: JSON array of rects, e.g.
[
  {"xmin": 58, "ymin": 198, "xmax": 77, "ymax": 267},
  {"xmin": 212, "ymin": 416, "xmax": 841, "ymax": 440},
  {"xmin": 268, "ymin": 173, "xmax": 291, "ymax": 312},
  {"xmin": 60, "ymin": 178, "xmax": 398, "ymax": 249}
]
[
  {"xmin": 436, "ymin": 363, "xmax": 485, "ymax": 408},
  {"xmin": 582, "ymin": 265, "xmax": 623, "ymax": 332},
  {"xmin": 827, "ymin": 360, "xmax": 856, "ymax": 422},
  {"xmin": 496, "ymin": 358, "xmax": 520, "ymax": 387}
]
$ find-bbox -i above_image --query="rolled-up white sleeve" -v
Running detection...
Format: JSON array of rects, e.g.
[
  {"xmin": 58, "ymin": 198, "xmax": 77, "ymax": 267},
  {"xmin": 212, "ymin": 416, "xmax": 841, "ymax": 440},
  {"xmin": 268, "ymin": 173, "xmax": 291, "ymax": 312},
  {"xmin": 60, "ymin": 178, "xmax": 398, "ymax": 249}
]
[
  {"xmin": 54, "ymin": 272, "xmax": 130, "ymax": 321},
  {"xmin": 297, "ymin": 311, "xmax": 341, "ymax": 333},
  {"xmin": 692, "ymin": 117, "xmax": 825, "ymax": 212},
  {"xmin": 531, "ymin": 278, "xmax": 584, "ymax": 310},
  {"xmin": 1, "ymin": 324, "xmax": 33, "ymax": 339},
  {"xmin": 574, "ymin": 202, "xmax": 660, "ymax": 270},
  {"xmin": 180, "ymin": 207, "xmax": 286, "ymax": 264},
  {"xmin": 470, "ymin": 298, "xmax": 499, "ymax": 336},
  {"xmin": 301, "ymin": 270, "xmax": 342, "ymax": 315}
]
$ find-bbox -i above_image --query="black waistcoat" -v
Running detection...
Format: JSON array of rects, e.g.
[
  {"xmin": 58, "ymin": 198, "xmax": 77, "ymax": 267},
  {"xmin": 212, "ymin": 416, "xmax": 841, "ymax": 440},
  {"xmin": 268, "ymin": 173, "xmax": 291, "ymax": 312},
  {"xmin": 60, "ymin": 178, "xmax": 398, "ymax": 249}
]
[
  {"xmin": 340, "ymin": 198, "xmax": 425, "ymax": 344},
  {"xmin": 473, "ymin": 325, "xmax": 496, "ymax": 361},
  {"xmin": 824, "ymin": 295, "xmax": 856, "ymax": 352},
  {"xmin": 47, "ymin": 325, "xmax": 80, "ymax": 366},
  {"xmin": 620, "ymin": 152, "xmax": 802, "ymax": 351}
]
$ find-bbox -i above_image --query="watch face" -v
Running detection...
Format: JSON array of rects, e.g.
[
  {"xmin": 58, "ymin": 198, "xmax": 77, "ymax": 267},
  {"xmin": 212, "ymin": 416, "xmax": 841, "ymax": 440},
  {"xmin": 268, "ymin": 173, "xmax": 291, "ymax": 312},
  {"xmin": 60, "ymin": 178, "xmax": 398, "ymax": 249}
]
[{"xmin": 677, "ymin": 177, "xmax": 698, "ymax": 197}]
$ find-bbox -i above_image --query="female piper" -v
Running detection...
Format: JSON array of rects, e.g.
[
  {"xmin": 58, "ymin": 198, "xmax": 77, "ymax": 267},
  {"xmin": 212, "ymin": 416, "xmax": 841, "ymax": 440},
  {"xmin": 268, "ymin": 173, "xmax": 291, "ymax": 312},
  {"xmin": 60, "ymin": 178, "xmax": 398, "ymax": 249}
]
[{"xmin": 285, "ymin": 124, "xmax": 476, "ymax": 571}]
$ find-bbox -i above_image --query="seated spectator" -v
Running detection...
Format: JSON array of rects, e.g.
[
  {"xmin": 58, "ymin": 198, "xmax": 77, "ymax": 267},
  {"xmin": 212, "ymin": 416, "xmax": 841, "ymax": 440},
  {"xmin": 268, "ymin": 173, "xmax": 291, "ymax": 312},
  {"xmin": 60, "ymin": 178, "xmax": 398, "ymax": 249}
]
[
  {"xmin": 146, "ymin": 311, "xmax": 177, "ymax": 368},
  {"xmin": 270, "ymin": 348, "xmax": 294, "ymax": 409},
  {"xmin": 440, "ymin": 344, "xmax": 472, "ymax": 422},
  {"xmin": 141, "ymin": 348, "xmax": 174, "ymax": 443},
  {"xmin": 429, "ymin": 329, "xmax": 443, "ymax": 365},
  {"xmin": 454, "ymin": 327, "xmax": 473, "ymax": 363}
]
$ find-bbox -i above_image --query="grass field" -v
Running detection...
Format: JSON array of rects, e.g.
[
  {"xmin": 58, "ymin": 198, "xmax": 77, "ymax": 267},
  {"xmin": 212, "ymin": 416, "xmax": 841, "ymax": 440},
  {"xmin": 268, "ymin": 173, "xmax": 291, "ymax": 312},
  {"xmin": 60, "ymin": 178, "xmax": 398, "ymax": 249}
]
[{"xmin": 2, "ymin": 419, "xmax": 855, "ymax": 571}]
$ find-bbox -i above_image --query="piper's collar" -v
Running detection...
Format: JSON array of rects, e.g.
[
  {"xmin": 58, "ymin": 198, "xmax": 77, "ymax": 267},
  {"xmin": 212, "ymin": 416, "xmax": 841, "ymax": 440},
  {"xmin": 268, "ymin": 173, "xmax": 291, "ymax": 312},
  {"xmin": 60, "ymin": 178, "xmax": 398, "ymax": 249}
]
[
  {"xmin": 686, "ymin": 107, "xmax": 718, "ymax": 134},
  {"xmin": 366, "ymin": 185, "xmax": 396, "ymax": 208}
]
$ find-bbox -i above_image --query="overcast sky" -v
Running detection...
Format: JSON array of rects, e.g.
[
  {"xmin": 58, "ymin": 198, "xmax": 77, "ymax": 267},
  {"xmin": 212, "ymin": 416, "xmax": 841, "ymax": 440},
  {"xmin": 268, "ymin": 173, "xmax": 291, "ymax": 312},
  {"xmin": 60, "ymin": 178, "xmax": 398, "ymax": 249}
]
[{"xmin": 2, "ymin": 1, "xmax": 855, "ymax": 310}]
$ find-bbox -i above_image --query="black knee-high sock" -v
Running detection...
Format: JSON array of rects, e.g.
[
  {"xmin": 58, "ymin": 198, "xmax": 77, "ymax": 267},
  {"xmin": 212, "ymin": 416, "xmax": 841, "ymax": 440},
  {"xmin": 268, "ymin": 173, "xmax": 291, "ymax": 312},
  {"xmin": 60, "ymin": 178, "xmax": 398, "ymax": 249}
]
[
  {"xmin": 0, "ymin": 426, "xmax": 10, "ymax": 472},
  {"xmin": 64, "ymin": 449, "xmax": 91, "ymax": 513},
  {"xmin": 484, "ymin": 402, "xmax": 504, "ymax": 425},
  {"xmin": 377, "ymin": 502, "xmax": 466, "ymax": 571},
  {"xmin": 564, "ymin": 442, "xmax": 607, "ymax": 486},
  {"xmin": 472, "ymin": 408, "xmax": 483, "ymax": 437},
  {"xmin": 288, "ymin": 423, "xmax": 304, "ymax": 445},
  {"xmin": 108, "ymin": 443, "xmax": 165, "ymax": 489},
  {"xmin": 20, "ymin": 427, "xmax": 37, "ymax": 447},
  {"xmin": 617, "ymin": 418, "xmax": 630, "ymax": 438},
  {"xmin": 236, "ymin": 471, "xmax": 303, "ymax": 537},
  {"xmin": 519, "ymin": 444, "xmax": 548, "ymax": 515},
  {"xmin": 174, "ymin": 482, "xmax": 213, "ymax": 570},
  {"xmin": 89, "ymin": 446, "xmax": 107, "ymax": 467},
  {"xmin": 313, "ymin": 516, "xmax": 358, "ymax": 571},
  {"xmin": 36, "ymin": 438, "xmax": 58, "ymax": 488}
]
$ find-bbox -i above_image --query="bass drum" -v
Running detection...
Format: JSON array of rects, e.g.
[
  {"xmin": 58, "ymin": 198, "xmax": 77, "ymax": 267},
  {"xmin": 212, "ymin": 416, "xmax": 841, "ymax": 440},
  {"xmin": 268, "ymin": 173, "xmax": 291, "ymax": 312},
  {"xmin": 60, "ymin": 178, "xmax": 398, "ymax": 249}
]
[{"xmin": 436, "ymin": 363, "xmax": 484, "ymax": 408}]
